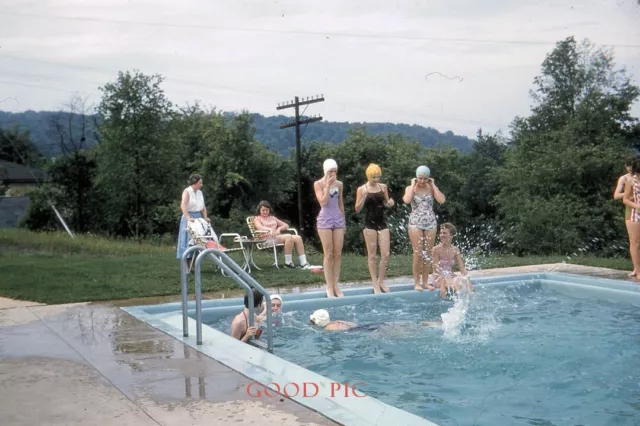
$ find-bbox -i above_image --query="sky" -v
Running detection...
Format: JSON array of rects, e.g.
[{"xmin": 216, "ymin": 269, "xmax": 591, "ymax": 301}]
[{"xmin": 1, "ymin": 0, "xmax": 639, "ymax": 139}]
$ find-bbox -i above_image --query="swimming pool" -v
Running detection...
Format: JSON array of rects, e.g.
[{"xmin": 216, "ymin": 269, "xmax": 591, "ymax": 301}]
[{"xmin": 123, "ymin": 272, "xmax": 640, "ymax": 426}]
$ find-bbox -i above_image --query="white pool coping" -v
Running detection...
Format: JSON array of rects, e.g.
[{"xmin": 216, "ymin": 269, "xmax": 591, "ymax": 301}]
[{"xmin": 122, "ymin": 271, "xmax": 640, "ymax": 426}]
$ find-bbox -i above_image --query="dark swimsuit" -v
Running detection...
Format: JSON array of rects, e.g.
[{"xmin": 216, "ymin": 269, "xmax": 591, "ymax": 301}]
[
  {"xmin": 345, "ymin": 322, "xmax": 388, "ymax": 332},
  {"xmin": 363, "ymin": 191, "xmax": 387, "ymax": 231}
]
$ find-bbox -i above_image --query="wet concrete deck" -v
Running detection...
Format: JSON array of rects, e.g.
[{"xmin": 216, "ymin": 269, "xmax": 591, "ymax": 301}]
[
  {"xmin": 0, "ymin": 303, "xmax": 338, "ymax": 426},
  {"xmin": 0, "ymin": 263, "xmax": 636, "ymax": 426}
]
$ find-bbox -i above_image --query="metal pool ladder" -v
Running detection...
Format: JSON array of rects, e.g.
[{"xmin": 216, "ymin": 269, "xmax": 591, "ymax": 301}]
[{"xmin": 180, "ymin": 245, "xmax": 274, "ymax": 353}]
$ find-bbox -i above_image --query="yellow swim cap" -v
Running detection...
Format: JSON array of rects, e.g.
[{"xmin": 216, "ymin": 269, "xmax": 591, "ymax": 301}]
[{"xmin": 366, "ymin": 163, "xmax": 382, "ymax": 180}]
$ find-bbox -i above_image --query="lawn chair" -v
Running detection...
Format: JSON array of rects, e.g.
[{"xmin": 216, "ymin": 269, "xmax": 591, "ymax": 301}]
[
  {"xmin": 245, "ymin": 216, "xmax": 298, "ymax": 269},
  {"xmin": 186, "ymin": 218, "xmax": 247, "ymax": 274}
]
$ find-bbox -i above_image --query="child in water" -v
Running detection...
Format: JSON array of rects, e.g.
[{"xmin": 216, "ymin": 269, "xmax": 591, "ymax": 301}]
[{"xmin": 432, "ymin": 222, "xmax": 473, "ymax": 297}]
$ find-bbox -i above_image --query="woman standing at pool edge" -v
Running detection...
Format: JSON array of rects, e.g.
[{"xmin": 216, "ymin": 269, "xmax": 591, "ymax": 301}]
[
  {"xmin": 176, "ymin": 174, "xmax": 209, "ymax": 259},
  {"xmin": 355, "ymin": 163, "xmax": 394, "ymax": 294},
  {"xmin": 614, "ymin": 156, "xmax": 636, "ymax": 277},
  {"xmin": 623, "ymin": 158, "xmax": 640, "ymax": 282},
  {"xmin": 314, "ymin": 159, "xmax": 346, "ymax": 298},
  {"xmin": 403, "ymin": 166, "xmax": 446, "ymax": 291}
]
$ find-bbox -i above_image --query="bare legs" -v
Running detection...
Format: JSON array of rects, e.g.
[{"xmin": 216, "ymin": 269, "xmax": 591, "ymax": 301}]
[
  {"xmin": 277, "ymin": 234, "xmax": 305, "ymax": 256},
  {"xmin": 408, "ymin": 228, "xmax": 436, "ymax": 291},
  {"xmin": 625, "ymin": 220, "xmax": 637, "ymax": 277},
  {"xmin": 363, "ymin": 228, "xmax": 391, "ymax": 294},
  {"xmin": 627, "ymin": 221, "xmax": 640, "ymax": 281},
  {"xmin": 318, "ymin": 228, "xmax": 345, "ymax": 297}
]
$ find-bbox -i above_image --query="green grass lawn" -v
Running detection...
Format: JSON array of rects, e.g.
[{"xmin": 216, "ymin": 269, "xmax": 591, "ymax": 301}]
[{"xmin": 0, "ymin": 229, "xmax": 632, "ymax": 304}]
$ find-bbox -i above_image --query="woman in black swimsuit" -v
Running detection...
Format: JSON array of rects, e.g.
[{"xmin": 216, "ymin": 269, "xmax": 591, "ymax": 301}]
[{"xmin": 355, "ymin": 163, "xmax": 395, "ymax": 294}]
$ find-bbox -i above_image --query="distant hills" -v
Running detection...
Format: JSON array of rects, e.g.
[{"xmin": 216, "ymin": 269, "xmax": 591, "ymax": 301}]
[{"xmin": 0, "ymin": 110, "xmax": 476, "ymax": 157}]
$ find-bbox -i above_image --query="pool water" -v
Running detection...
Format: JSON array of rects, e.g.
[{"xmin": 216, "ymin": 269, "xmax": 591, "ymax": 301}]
[{"xmin": 205, "ymin": 283, "xmax": 640, "ymax": 425}]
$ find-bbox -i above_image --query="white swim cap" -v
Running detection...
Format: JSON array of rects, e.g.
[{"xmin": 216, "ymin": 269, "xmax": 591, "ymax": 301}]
[
  {"xmin": 310, "ymin": 309, "xmax": 330, "ymax": 327},
  {"xmin": 271, "ymin": 295, "xmax": 282, "ymax": 303},
  {"xmin": 323, "ymin": 159, "xmax": 338, "ymax": 175}
]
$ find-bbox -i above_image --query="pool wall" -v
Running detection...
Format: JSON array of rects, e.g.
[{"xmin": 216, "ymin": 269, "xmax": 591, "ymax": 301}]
[{"xmin": 122, "ymin": 272, "xmax": 640, "ymax": 426}]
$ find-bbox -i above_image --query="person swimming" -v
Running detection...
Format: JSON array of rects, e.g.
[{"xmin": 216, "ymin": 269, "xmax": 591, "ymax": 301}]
[{"xmin": 309, "ymin": 309, "xmax": 442, "ymax": 332}]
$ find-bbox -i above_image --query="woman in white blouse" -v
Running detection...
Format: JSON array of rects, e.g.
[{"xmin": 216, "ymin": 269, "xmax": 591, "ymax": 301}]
[{"xmin": 176, "ymin": 174, "xmax": 210, "ymax": 259}]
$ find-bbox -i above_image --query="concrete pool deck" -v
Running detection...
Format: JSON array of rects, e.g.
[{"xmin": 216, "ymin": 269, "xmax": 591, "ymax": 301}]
[{"xmin": 0, "ymin": 262, "xmax": 637, "ymax": 426}]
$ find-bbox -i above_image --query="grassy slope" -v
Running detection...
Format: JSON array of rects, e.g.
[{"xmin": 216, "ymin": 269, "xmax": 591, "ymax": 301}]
[{"xmin": 0, "ymin": 229, "xmax": 631, "ymax": 304}]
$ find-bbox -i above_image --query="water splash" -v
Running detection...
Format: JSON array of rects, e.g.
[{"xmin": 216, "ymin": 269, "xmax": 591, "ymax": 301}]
[{"xmin": 441, "ymin": 292, "xmax": 470, "ymax": 340}]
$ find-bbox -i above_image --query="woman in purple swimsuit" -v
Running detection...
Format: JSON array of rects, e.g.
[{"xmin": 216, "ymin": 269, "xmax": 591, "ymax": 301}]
[{"xmin": 314, "ymin": 159, "xmax": 346, "ymax": 298}]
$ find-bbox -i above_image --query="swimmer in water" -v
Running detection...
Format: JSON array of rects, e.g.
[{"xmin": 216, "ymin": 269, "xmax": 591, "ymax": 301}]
[
  {"xmin": 309, "ymin": 309, "xmax": 442, "ymax": 332},
  {"xmin": 431, "ymin": 222, "xmax": 473, "ymax": 298},
  {"xmin": 255, "ymin": 294, "xmax": 284, "ymax": 327}
]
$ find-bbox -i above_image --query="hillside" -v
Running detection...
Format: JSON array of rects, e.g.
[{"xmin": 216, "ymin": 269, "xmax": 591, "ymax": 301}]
[{"xmin": 0, "ymin": 110, "xmax": 475, "ymax": 157}]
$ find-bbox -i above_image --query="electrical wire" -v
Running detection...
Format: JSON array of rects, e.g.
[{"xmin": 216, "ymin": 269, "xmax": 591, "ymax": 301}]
[{"xmin": 4, "ymin": 12, "xmax": 640, "ymax": 49}]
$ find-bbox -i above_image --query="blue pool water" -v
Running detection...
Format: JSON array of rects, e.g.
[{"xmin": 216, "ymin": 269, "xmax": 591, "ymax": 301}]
[{"xmin": 205, "ymin": 282, "xmax": 640, "ymax": 426}]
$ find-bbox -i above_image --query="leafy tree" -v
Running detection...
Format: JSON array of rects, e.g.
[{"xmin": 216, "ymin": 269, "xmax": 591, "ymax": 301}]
[
  {"xmin": 0, "ymin": 127, "xmax": 44, "ymax": 167},
  {"xmin": 201, "ymin": 112, "xmax": 296, "ymax": 231},
  {"xmin": 495, "ymin": 37, "xmax": 639, "ymax": 255},
  {"xmin": 94, "ymin": 71, "xmax": 181, "ymax": 238}
]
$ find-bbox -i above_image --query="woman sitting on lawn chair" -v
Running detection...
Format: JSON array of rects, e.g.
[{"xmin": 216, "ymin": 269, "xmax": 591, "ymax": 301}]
[{"xmin": 253, "ymin": 201, "xmax": 310, "ymax": 269}]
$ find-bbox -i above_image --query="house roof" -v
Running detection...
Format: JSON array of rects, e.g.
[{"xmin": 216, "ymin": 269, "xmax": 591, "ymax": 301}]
[{"xmin": 0, "ymin": 159, "xmax": 48, "ymax": 184}]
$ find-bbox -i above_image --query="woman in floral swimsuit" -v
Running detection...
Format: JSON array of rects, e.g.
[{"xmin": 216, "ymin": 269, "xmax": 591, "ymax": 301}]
[{"xmin": 402, "ymin": 166, "xmax": 446, "ymax": 291}]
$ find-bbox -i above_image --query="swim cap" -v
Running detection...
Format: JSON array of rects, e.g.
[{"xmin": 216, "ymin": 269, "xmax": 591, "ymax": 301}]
[
  {"xmin": 365, "ymin": 163, "xmax": 382, "ymax": 180},
  {"xmin": 416, "ymin": 166, "xmax": 430, "ymax": 178},
  {"xmin": 310, "ymin": 309, "xmax": 330, "ymax": 327},
  {"xmin": 271, "ymin": 295, "xmax": 282, "ymax": 303},
  {"xmin": 323, "ymin": 159, "xmax": 338, "ymax": 175}
]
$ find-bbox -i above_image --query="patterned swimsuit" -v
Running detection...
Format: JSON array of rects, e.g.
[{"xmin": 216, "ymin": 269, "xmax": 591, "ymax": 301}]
[
  {"xmin": 631, "ymin": 180, "xmax": 640, "ymax": 222},
  {"xmin": 408, "ymin": 193, "xmax": 437, "ymax": 231}
]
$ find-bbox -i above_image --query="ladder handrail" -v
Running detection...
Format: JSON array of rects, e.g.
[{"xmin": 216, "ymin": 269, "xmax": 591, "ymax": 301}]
[
  {"xmin": 193, "ymin": 248, "xmax": 273, "ymax": 353},
  {"xmin": 205, "ymin": 249, "xmax": 274, "ymax": 352},
  {"xmin": 180, "ymin": 245, "xmax": 205, "ymax": 337}
]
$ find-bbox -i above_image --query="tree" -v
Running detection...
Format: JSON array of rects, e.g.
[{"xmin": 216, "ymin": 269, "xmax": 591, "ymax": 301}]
[
  {"xmin": 0, "ymin": 126, "xmax": 44, "ymax": 166},
  {"xmin": 201, "ymin": 112, "xmax": 295, "ymax": 228},
  {"xmin": 495, "ymin": 37, "xmax": 639, "ymax": 255},
  {"xmin": 47, "ymin": 95, "xmax": 98, "ymax": 232},
  {"xmin": 95, "ymin": 71, "xmax": 180, "ymax": 238}
]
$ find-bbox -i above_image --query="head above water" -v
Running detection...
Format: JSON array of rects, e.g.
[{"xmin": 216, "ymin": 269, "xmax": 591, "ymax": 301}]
[
  {"xmin": 271, "ymin": 294, "xmax": 283, "ymax": 313},
  {"xmin": 244, "ymin": 288, "xmax": 264, "ymax": 309},
  {"xmin": 365, "ymin": 163, "xmax": 382, "ymax": 181},
  {"xmin": 323, "ymin": 159, "xmax": 338, "ymax": 175},
  {"xmin": 416, "ymin": 166, "xmax": 430, "ymax": 178},
  {"xmin": 310, "ymin": 309, "xmax": 330, "ymax": 327}
]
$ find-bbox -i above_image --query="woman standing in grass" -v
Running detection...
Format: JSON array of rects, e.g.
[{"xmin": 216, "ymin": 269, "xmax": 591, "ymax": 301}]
[
  {"xmin": 176, "ymin": 174, "xmax": 209, "ymax": 259},
  {"xmin": 354, "ymin": 163, "xmax": 394, "ymax": 294}
]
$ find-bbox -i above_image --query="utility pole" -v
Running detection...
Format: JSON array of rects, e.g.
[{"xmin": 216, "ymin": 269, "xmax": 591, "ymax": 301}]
[{"xmin": 277, "ymin": 95, "xmax": 325, "ymax": 233}]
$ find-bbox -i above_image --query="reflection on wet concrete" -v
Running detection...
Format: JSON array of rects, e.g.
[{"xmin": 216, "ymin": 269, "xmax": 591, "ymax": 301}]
[{"xmin": 0, "ymin": 303, "xmax": 337, "ymax": 426}]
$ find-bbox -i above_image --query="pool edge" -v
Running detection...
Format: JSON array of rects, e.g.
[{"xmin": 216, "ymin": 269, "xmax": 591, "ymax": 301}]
[{"xmin": 122, "ymin": 305, "xmax": 438, "ymax": 426}]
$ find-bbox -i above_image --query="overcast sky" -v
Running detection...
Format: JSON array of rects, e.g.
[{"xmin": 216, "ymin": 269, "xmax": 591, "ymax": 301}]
[{"xmin": 1, "ymin": 0, "xmax": 639, "ymax": 138}]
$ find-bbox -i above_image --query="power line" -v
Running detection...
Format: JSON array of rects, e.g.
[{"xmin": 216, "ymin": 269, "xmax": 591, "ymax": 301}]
[
  {"xmin": 5, "ymin": 12, "xmax": 640, "ymax": 49},
  {"xmin": 277, "ymin": 95, "xmax": 325, "ymax": 232}
]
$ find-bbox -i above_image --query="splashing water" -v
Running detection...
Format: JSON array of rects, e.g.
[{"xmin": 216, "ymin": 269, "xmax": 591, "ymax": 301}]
[{"xmin": 440, "ymin": 292, "xmax": 470, "ymax": 340}]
